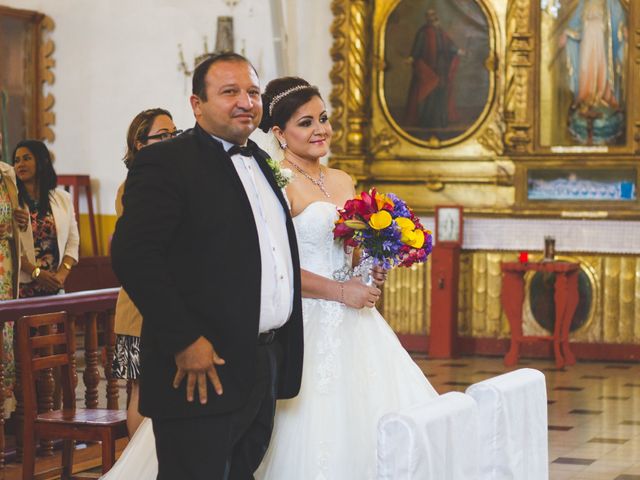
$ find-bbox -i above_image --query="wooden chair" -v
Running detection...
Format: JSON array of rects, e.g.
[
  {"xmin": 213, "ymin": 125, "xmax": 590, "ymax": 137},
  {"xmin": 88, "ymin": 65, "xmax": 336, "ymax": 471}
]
[{"xmin": 17, "ymin": 311, "xmax": 128, "ymax": 480}]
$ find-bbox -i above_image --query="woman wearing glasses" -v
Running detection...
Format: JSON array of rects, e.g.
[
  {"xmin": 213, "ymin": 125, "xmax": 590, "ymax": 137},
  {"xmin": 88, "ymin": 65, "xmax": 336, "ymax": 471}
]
[{"xmin": 113, "ymin": 108, "xmax": 180, "ymax": 436}]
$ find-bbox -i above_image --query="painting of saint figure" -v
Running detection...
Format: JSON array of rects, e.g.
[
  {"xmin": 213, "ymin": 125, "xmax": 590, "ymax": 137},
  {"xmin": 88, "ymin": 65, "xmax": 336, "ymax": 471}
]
[
  {"xmin": 382, "ymin": 0, "xmax": 492, "ymax": 145},
  {"xmin": 541, "ymin": 0, "xmax": 627, "ymax": 146}
]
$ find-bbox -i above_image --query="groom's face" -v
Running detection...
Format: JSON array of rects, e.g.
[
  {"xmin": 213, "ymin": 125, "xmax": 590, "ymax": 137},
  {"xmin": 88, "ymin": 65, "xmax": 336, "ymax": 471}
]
[{"xmin": 190, "ymin": 60, "xmax": 263, "ymax": 145}]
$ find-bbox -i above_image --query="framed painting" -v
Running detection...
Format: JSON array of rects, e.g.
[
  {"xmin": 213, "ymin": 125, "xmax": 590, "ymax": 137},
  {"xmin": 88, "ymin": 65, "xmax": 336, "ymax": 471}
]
[
  {"xmin": 538, "ymin": 0, "xmax": 630, "ymax": 149},
  {"xmin": 435, "ymin": 205, "xmax": 464, "ymax": 245},
  {"xmin": 0, "ymin": 5, "xmax": 55, "ymax": 163},
  {"xmin": 379, "ymin": 0, "xmax": 496, "ymax": 147}
]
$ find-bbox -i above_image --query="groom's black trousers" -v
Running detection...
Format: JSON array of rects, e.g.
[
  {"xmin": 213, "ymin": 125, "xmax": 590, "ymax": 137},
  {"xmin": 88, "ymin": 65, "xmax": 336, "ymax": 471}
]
[{"xmin": 152, "ymin": 339, "xmax": 283, "ymax": 480}]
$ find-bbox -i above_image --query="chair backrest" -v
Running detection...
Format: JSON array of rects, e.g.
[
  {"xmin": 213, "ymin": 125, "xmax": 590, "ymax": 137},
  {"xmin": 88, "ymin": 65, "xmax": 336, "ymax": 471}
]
[
  {"xmin": 465, "ymin": 368, "xmax": 549, "ymax": 480},
  {"xmin": 377, "ymin": 391, "xmax": 479, "ymax": 480},
  {"xmin": 16, "ymin": 311, "xmax": 77, "ymax": 420}
]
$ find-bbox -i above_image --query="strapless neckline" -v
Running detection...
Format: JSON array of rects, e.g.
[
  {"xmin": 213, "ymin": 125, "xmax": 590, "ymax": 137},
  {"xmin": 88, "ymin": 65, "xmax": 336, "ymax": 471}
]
[{"xmin": 292, "ymin": 200, "xmax": 339, "ymax": 220}]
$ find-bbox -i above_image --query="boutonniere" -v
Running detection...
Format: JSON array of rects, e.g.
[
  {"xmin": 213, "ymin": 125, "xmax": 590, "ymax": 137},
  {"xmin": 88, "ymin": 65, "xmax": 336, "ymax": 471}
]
[{"xmin": 266, "ymin": 158, "xmax": 293, "ymax": 189}]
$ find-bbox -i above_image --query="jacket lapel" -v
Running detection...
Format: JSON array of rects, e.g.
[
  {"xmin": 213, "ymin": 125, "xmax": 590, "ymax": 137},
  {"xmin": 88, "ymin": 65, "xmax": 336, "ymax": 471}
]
[{"xmin": 250, "ymin": 143, "xmax": 290, "ymax": 215}]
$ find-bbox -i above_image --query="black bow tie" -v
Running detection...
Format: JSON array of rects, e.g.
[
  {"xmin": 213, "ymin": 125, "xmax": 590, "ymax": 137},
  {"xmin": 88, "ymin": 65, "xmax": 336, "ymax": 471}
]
[{"xmin": 228, "ymin": 144, "xmax": 254, "ymax": 157}]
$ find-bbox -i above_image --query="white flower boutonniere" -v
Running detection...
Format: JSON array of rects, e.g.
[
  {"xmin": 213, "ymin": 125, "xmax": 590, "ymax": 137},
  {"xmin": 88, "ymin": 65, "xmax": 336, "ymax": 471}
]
[{"xmin": 266, "ymin": 158, "xmax": 293, "ymax": 189}]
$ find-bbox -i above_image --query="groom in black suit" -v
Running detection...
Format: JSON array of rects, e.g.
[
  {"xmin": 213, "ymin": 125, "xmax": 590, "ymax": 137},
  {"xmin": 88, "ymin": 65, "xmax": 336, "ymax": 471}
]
[{"xmin": 111, "ymin": 53, "xmax": 303, "ymax": 479}]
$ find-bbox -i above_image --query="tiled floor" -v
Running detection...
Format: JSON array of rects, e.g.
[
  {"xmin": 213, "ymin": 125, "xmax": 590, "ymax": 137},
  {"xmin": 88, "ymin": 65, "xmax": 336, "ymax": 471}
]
[
  {"xmin": 71, "ymin": 354, "xmax": 640, "ymax": 479},
  {"xmin": 411, "ymin": 354, "xmax": 640, "ymax": 480}
]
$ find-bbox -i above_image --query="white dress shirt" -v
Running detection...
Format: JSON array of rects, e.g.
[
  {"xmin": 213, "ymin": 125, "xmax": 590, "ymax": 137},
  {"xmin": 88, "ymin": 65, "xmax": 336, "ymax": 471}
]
[{"xmin": 212, "ymin": 135, "xmax": 294, "ymax": 333}]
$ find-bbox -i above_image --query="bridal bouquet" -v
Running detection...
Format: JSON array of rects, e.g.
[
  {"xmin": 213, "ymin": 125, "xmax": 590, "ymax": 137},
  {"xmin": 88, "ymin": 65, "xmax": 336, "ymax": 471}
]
[{"xmin": 333, "ymin": 188, "xmax": 433, "ymax": 270}]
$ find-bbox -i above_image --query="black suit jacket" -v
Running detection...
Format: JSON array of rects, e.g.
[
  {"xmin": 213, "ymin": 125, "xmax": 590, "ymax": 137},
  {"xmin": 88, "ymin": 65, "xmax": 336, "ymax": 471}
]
[{"xmin": 111, "ymin": 124, "xmax": 303, "ymax": 419}]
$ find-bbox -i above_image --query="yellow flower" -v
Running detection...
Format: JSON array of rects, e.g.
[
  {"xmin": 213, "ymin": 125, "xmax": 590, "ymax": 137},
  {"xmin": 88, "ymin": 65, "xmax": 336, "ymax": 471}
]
[
  {"xmin": 395, "ymin": 217, "xmax": 415, "ymax": 232},
  {"xmin": 345, "ymin": 219, "xmax": 368, "ymax": 230},
  {"xmin": 369, "ymin": 210, "xmax": 392, "ymax": 230},
  {"xmin": 402, "ymin": 229, "xmax": 425, "ymax": 249}
]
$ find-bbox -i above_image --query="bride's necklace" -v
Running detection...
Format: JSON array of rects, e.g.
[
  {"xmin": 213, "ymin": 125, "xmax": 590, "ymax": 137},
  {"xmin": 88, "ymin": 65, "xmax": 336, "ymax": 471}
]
[{"xmin": 286, "ymin": 159, "xmax": 331, "ymax": 198}]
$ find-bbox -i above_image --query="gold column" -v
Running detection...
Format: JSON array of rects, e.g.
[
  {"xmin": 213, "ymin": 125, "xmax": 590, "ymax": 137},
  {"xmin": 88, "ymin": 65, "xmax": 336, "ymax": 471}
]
[
  {"xmin": 504, "ymin": 0, "xmax": 534, "ymax": 153},
  {"xmin": 382, "ymin": 262, "xmax": 430, "ymax": 335},
  {"xmin": 329, "ymin": 0, "xmax": 372, "ymax": 177},
  {"xmin": 603, "ymin": 257, "xmax": 621, "ymax": 342},
  {"xmin": 635, "ymin": 258, "xmax": 640, "ymax": 342},
  {"xmin": 619, "ymin": 257, "xmax": 636, "ymax": 342}
]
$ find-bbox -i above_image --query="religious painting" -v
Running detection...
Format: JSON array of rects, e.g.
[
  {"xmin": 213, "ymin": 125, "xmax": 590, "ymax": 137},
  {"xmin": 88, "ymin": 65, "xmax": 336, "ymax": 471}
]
[
  {"xmin": 0, "ymin": 6, "xmax": 53, "ymax": 163},
  {"xmin": 380, "ymin": 0, "xmax": 493, "ymax": 146},
  {"xmin": 527, "ymin": 167, "xmax": 636, "ymax": 201},
  {"xmin": 539, "ymin": 0, "xmax": 628, "ymax": 147}
]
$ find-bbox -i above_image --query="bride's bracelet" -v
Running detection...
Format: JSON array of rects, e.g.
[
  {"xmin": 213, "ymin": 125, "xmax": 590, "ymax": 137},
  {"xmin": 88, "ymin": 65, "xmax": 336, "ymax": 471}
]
[{"xmin": 338, "ymin": 281, "xmax": 345, "ymax": 304}]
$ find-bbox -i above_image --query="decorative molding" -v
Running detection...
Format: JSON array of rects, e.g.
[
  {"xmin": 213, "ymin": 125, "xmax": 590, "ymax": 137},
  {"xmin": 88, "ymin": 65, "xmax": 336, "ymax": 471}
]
[
  {"xmin": 369, "ymin": 128, "xmax": 399, "ymax": 155},
  {"xmin": 478, "ymin": 112, "xmax": 506, "ymax": 156},
  {"xmin": 503, "ymin": 0, "xmax": 532, "ymax": 153},
  {"xmin": 329, "ymin": 0, "xmax": 348, "ymax": 154},
  {"xmin": 38, "ymin": 15, "xmax": 55, "ymax": 142}
]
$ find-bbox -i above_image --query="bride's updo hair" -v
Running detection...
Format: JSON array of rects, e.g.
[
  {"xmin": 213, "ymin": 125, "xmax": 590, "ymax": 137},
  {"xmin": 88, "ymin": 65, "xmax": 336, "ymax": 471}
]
[{"xmin": 259, "ymin": 77, "xmax": 322, "ymax": 133}]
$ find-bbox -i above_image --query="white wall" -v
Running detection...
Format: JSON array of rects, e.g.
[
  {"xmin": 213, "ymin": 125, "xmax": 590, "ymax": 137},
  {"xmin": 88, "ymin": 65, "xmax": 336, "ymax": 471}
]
[{"xmin": 3, "ymin": 0, "xmax": 333, "ymax": 214}]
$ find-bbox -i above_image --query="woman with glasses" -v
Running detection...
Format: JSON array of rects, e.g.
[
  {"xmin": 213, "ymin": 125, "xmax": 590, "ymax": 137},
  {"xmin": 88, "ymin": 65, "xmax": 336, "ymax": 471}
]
[
  {"xmin": 113, "ymin": 108, "xmax": 179, "ymax": 436},
  {"xmin": 14, "ymin": 140, "xmax": 79, "ymax": 298}
]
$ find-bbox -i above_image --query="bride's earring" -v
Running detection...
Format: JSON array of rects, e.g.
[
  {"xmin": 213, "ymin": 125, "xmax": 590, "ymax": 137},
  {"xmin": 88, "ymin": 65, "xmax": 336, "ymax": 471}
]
[{"xmin": 280, "ymin": 142, "xmax": 287, "ymax": 149}]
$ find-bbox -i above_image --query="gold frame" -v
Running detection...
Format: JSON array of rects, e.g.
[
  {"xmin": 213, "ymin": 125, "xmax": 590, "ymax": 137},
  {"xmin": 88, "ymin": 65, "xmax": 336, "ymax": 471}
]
[
  {"xmin": 375, "ymin": 0, "xmax": 499, "ymax": 149},
  {"xmin": 329, "ymin": 0, "xmax": 640, "ymax": 219},
  {"xmin": 532, "ymin": 0, "xmax": 637, "ymax": 154},
  {"xmin": 329, "ymin": 0, "xmax": 511, "ymax": 215},
  {"xmin": 0, "ymin": 5, "xmax": 55, "ymax": 145}
]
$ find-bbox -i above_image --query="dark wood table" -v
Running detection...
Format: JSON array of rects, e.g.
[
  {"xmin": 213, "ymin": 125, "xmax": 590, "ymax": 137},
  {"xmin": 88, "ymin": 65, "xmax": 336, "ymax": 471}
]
[{"xmin": 500, "ymin": 261, "xmax": 580, "ymax": 368}]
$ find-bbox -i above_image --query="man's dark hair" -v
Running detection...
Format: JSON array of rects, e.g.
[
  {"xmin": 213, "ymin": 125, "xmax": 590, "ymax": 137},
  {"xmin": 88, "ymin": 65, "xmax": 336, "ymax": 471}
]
[{"xmin": 192, "ymin": 52, "xmax": 257, "ymax": 101}]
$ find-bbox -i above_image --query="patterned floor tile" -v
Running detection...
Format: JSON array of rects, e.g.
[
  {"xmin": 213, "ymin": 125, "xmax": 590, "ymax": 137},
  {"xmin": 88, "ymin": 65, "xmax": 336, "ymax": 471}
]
[
  {"xmin": 588, "ymin": 438, "xmax": 630, "ymax": 445},
  {"xmin": 553, "ymin": 457, "xmax": 596, "ymax": 465}
]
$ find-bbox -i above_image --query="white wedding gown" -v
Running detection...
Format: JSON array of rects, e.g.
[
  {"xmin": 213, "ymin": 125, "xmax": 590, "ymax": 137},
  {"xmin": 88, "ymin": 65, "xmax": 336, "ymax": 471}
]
[{"xmin": 102, "ymin": 201, "xmax": 438, "ymax": 480}]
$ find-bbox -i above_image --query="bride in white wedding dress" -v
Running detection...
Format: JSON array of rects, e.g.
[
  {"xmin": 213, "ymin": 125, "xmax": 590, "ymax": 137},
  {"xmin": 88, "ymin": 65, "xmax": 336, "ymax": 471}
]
[
  {"xmin": 102, "ymin": 77, "xmax": 437, "ymax": 480},
  {"xmin": 254, "ymin": 78, "xmax": 438, "ymax": 479}
]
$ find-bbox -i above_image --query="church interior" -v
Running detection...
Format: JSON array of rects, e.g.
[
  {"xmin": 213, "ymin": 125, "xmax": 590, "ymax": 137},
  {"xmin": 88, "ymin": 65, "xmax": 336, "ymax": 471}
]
[{"xmin": 0, "ymin": 0, "xmax": 639, "ymax": 478}]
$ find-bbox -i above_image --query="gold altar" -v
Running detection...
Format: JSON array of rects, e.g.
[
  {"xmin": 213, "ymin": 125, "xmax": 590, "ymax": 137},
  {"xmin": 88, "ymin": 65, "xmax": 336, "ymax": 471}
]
[{"xmin": 329, "ymin": 0, "xmax": 640, "ymax": 353}]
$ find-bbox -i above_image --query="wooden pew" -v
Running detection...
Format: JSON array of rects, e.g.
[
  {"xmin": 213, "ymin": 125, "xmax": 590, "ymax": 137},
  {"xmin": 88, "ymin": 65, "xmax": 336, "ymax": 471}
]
[{"xmin": 0, "ymin": 288, "xmax": 119, "ymax": 466}]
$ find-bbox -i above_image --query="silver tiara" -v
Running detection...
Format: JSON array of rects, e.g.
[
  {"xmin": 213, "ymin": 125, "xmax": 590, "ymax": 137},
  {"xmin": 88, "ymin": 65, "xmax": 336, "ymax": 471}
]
[{"xmin": 268, "ymin": 85, "xmax": 312, "ymax": 116}]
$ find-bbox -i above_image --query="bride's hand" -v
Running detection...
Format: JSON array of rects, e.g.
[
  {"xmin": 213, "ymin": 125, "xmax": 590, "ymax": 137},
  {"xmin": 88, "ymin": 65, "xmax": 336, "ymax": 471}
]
[
  {"xmin": 340, "ymin": 277, "xmax": 381, "ymax": 309},
  {"xmin": 371, "ymin": 266, "xmax": 388, "ymax": 287}
]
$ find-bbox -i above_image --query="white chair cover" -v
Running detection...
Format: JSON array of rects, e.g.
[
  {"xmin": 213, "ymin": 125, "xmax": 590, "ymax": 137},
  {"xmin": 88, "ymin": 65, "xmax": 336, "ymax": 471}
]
[
  {"xmin": 465, "ymin": 368, "xmax": 549, "ymax": 480},
  {"xmin": 377, "ymin": 391, "xmax": 479, "ymax": 480}
]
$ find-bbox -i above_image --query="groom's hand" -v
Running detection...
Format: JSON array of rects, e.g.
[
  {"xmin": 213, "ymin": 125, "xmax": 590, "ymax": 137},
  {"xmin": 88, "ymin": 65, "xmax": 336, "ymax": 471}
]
[{"xmin": 173, "ymin": 336, "xmax": 226, "ymax": 404}]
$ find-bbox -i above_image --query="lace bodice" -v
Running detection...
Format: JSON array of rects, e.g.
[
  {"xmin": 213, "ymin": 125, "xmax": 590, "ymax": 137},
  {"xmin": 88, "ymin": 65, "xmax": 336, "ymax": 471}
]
[{"xmin": 292, "ymin": 201, "xmax": 351, "ymax": 279}]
